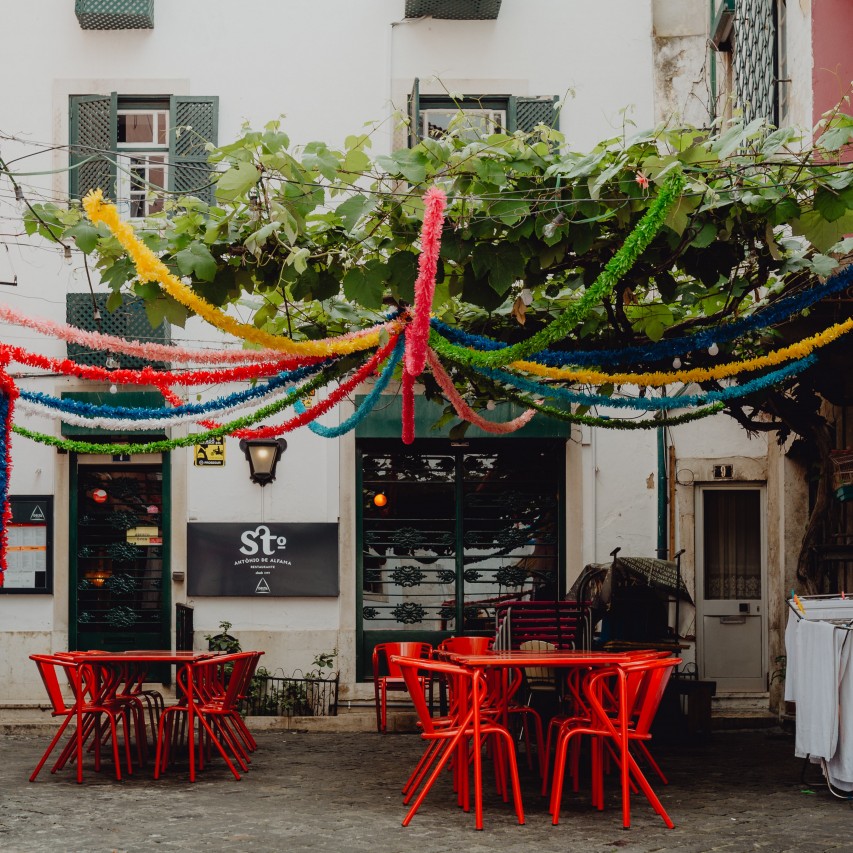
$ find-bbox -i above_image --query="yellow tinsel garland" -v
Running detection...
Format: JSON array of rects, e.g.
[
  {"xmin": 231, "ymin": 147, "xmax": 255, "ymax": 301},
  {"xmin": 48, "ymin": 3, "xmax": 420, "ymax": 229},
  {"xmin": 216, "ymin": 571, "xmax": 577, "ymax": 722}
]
[
  {"xmin": 83, "ymin": 190, "xmax": 396, "ymax": 357},
  {"xmin": 510, "ymin": 316, "xmax": 853, "ymax": 386}
]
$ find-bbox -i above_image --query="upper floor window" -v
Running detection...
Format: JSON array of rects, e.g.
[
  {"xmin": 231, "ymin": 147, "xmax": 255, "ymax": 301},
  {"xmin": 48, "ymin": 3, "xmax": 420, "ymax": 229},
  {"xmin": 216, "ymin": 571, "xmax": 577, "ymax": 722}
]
[
  {"xmin": 116, "ymin": 103, "xmax": 169, "ymax": 218},
  {"xmin": 408, "ymin": 79, "xmax": 558, "ymax": 147},
  {"xmin": 69, "ymin": 93, "xmax": 219, "ymax": 213}
]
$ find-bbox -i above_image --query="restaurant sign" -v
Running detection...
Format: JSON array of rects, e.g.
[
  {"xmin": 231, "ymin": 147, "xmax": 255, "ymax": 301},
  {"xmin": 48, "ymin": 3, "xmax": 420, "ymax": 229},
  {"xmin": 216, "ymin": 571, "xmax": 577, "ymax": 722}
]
[{"xmin": 186, "ymin": 522, "xmax": 338, "ymax": 597}]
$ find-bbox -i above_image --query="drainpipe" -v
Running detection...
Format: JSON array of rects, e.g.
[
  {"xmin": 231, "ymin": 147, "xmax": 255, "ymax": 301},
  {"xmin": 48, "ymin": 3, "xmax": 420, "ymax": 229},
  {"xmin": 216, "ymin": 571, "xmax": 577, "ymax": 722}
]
[{"xmin": 657, "ymin": 425, "xmax": 668, "ymax": 559}]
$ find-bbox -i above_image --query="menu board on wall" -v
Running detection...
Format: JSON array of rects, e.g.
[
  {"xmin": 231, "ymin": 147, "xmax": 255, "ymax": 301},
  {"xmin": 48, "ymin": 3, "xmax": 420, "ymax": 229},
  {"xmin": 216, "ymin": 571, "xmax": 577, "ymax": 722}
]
[
  {"xmin": 1, "ymin": 496, "xmax": 53, "ymax": 594},
  {"xmin": 187, "ymin": 522, "xmax": 339, "ymax": 597}
]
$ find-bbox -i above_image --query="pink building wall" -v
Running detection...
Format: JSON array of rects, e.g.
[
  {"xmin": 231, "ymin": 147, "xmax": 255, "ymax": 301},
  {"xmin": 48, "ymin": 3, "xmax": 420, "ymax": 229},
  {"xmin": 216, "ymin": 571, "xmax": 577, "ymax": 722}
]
[{"xmin": 812, "ymin": 0, "xmax": 853, "ymax": 126}]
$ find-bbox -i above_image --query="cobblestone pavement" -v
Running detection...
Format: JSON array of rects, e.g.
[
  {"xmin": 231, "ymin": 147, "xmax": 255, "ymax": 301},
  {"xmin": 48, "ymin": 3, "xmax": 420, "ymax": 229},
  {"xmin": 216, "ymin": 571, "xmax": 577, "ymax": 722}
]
[{"xmin": 1, "ymin": 728, "xmax": 850, "ymax": 853}]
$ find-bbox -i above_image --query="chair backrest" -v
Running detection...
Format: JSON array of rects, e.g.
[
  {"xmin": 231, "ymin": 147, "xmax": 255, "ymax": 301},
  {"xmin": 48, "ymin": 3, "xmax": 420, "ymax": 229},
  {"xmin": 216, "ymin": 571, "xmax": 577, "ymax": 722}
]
[
  {"xmin": 586, "ymin": 656, "xmax": 680, "ymax": 736},
  {"xmin": 518, "ymin": 639, "xmax": 558, "ymax": 691},
  {"xmin": 30, "ymin": 654, "xmax": 73, "ymax": 716},
  {"xmin": 438, "ymin": 636, "xmax": 493, "ymax": 654},
  {"xmin": 494, "ymin": 599, "xmax": 589, "ymax": 650},
  {"xmin": 391, "ymin": 655, "xmax": 478, "ymax": 735},
  {"xmin": 372, "ymin": 642, "xmax": 432, "ymax": 679},
  {"xmin": 629, "ymin": 657, "xmax": 680, "ymax": 736}
]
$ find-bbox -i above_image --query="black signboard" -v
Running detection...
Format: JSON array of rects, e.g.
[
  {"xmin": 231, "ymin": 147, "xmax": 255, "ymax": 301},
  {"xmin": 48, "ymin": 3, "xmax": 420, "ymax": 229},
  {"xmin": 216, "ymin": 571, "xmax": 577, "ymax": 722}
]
[
  {"xmin": 1, "ymin": 496, "xmax": 53, "ymax": 594},
  {"xmin": 187, "ymin": 522, "xmax": 339, "ymax": 597}
]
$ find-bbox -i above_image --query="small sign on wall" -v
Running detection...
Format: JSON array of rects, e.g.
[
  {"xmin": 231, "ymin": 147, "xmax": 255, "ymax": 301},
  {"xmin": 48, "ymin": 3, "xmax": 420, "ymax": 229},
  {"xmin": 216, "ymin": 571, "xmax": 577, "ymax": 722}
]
[
  {"xmin": 186, "ymin": 522, "xmax": 339, "ymax": 597},
  {"xmin": 1, "ymin": 496, "xmax": 53, "ymax": 594},
  {"xmin": 194, "ymin": 436, "xmax": 225, "ymax": 466}
]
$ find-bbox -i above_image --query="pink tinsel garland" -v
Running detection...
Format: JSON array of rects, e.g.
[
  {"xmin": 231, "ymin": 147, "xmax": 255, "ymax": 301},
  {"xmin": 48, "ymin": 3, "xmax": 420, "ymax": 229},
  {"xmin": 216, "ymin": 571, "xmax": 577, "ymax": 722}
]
[
  {"xmin": 425, "ymin": 347, "xmax": 535, "ymax": 434},
  {"xmin": 404, "ymin": 186, "xmax": 447, "ymax": 378},
  {"xmin": 0, "ymin": 302, "xmax": 395, "ymax": 365}
]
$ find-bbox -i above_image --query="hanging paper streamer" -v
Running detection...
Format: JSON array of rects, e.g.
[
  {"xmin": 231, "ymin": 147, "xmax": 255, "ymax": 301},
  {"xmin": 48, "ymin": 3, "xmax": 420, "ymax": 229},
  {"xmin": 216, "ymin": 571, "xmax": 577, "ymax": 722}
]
[
  {"xmin": 3, "ymin": 344, "xmax": 323, "ymax": 386},
  {"xmin": 502, "ymin": 388, "xmax": 725, "ymax": 430},
  {"xmin": 425, "ymin": 348, "xmax": 535, "ymax": 434},
  {"xmin": 512, "ymin": 314, "xmax": 853, "ymax": 386},
  {"xmin": 83, "ymin": 190, "xmax": 401, "ymax": 357},
  {"xmin": 431, "ymin": 263, "xmax": 853, "ymax": 368},
  {"xmin": 16, "ymin": 362, "xmax": 327, "ymax": 430},
  {"xmin": 428, "ymin": 169, "xmax": 685, "ymax": 369},
  {"xmin": 476, "ymin": 355, "xmax": 817, "ymax": 411},
  {"xmin": 404, "ymin": 186, "xmax": 447, "ymax": 377},
  {"xmin": 400, "ymin": 186, "xmax": 447, "ymax": 445},
  {"xmin": 294, "ymin": 337, "xmax": 405, "ymax": 438}
]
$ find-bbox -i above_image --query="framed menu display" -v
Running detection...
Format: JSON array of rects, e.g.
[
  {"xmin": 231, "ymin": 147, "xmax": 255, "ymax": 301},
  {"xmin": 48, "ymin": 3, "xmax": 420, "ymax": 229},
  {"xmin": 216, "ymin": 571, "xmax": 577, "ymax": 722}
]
[{"xmin": 1, "ymin": 496, "xmax": 53, "ymax": 594}]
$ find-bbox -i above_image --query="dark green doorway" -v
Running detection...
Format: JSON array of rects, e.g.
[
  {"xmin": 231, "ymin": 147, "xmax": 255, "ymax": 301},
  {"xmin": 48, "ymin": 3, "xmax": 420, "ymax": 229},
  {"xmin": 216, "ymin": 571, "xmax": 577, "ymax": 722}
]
[
  {"xmin": 69, "ymin": 457, "xmax": 171, "ymax": 662},
  {"xmin": 357, "ymin": 439, "xmax": 565, "ymax": 679}
]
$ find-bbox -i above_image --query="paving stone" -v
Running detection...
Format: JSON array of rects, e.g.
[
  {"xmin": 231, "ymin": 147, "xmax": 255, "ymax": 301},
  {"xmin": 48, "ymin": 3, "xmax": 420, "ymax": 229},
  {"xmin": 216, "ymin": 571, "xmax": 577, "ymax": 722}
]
[{"xmin": 0, "ymin": 729, "xmax": 850, "ymax": 853}]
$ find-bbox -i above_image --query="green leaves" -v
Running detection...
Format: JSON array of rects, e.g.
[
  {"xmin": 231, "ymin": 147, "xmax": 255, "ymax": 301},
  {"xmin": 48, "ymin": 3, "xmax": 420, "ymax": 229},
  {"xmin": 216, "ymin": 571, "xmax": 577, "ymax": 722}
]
[
  {"xmin": 175, "ymin": 244, "xmax": 218, "ymax": 282},
  {"xmin": 376, "ymin": 149, "xmax": 429, "ymax": 184},
  {"xmin": 471, "ymin": 242, "xmax": 526, "ymax": 295},
  {"xmin": 343, "ymin": 260, "xmax": 387, "ymax": 309},
  {"xmin": 215, "ymin": 161, "xmax": 260, "ymax": 201}
]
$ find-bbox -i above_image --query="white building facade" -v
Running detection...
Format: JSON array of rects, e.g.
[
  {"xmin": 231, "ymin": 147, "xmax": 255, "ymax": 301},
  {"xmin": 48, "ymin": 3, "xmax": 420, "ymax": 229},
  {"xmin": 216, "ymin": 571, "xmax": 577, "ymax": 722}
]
[{"xmin": 0, "ymin": 0, "xmax": 835, "ymax": 714}]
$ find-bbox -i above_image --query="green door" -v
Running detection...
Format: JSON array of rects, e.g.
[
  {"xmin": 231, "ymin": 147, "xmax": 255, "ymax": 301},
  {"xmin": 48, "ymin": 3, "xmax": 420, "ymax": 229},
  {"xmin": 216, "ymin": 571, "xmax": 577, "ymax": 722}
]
[
  {"xmin": 357, "ymin": 439, "xmax": 565, "ymax": 679},
  {"xmin": 70, "ymin": 456, "xmax": 171, "ymax": 658}
]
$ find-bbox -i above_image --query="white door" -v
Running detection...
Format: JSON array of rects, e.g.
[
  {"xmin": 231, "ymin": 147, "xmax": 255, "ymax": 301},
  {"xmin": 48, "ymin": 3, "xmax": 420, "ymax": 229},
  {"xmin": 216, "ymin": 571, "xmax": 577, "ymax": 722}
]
[{"xmin": 696, "ymin": 485, "xmax": 766, "ymax": 692}]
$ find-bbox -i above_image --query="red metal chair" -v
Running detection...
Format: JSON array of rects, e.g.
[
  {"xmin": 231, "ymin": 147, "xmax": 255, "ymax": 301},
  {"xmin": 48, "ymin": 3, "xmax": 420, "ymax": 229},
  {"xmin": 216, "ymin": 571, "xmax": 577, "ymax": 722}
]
[
  {"xmin": 392, "ymin": 655, "xmax": 525, "ymax": 830},
  {"xmin": 29, "ymin": 654, "xmax": 133, "ymax": 783},
  {"xmin": 437, "ymin": 636, "xmax": 493, "ymax": 654},
  {"xmin": 549, "ymin": 655, "xmax": 681, "ymax": 829},
  {"xmin": 371, "ymin": 642, "xmax": 432, "ymax": 733},
  {"xmin": 154, "ymin": 652, "xmax": 255, "ymax": 781}
]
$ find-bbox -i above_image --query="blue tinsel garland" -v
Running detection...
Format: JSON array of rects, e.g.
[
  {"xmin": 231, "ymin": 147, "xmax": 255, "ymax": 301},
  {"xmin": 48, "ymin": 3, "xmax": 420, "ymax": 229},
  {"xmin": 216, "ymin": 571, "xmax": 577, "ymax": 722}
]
[
  {"xmin": 19, "ymin": 361, "xmax": 330, "ymax": 420},
  {"xmin": 294, "ymin": 337, "xmax": 404, "ymax": 437},
  {"xmin": 433, "ymin": 264, "xmax": 853, "ymax": 367}
]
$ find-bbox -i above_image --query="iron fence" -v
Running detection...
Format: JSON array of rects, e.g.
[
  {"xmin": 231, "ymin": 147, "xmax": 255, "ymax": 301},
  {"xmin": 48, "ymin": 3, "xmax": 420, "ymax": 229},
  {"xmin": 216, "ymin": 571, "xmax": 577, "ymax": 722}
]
[{"xmin": 241, "ymin": 670, "xmax": 339, "ymax": 717}]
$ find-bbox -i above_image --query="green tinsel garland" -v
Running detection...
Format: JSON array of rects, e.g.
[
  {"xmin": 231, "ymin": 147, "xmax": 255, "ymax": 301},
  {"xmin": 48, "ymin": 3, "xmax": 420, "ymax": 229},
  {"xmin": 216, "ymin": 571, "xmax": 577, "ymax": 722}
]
[
  {"xmin": 12, "ymin": 362, "xmax": 341, "ymax": 455},
  {"xmin": 429, "ymin": 169, "xmax": 685, "ymax": 369},
  {"xmin": 503, "ymin": 390, "xmax": 724, "ymax": 430}
]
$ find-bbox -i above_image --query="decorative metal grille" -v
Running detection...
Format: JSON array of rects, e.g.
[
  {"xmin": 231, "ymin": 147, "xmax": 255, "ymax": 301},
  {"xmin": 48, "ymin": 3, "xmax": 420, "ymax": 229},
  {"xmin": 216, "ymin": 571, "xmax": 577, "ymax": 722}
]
[
  {"xmin": 360, "ymin": 443, "xmax": 562, "ymax": 635},
  {"xmin": 75, "ymin": 466, "xmax": 165, "ymax": 635},
  {"xmin": 405, "ymin": 0, "xmax": 501, "ymax": 19},
  {"xmin": 72, "ymin": 97, "xmax": 114, "ymax": 201},
  {"xmin": 171, "ymin": 98, "xmax": 218, "ymax": 204},
  {"xmin": 734, "ymin": 0, "xmax": 778, "ymax": 124},
  {"xmin": 66, "ymin": 293, "xmax": 169, "ymax": 370},
  {"xmin": 75, "ymin": 0, "xmax": 154, "ymax": 29},
  {"xmin": 515, "ymin": 97, "xmax": 558, "ymax": 133}
]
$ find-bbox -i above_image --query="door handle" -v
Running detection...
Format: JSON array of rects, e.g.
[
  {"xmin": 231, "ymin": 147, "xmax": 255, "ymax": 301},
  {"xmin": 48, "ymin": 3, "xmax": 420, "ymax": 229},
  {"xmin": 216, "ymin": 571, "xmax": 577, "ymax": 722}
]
[{"xmin": 719, "ymin": 616, "xmax": 746, "ymax": 625}]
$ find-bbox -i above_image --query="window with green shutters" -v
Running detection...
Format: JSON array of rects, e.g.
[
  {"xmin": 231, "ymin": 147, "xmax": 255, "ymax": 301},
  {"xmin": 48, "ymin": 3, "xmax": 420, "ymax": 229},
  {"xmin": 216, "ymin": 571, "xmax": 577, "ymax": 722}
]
[
  {"xmin": 66, "ymin": 292, "xmax": 169, "ymax": 370},
  {"xmin": 407, "ymin": 78, "xmax": 558, "ymax": 147},
  {"xmin": 69, "ymin": 93, "xmax": 218, "ymax": 207}
]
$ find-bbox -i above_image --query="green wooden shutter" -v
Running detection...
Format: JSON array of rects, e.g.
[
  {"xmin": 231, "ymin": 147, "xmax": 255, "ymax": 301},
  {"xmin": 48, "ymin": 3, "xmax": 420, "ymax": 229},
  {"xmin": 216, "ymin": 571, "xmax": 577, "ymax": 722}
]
[
  {"xmin": 69, "ymin": 93, "xmax": 118, "ymax": 201},
  {"xmin": 169, "ymin": 95, "xmax": 219, "ymax": 205},
  {"xmin": 510, "ymin": 96, "xmax": 559, "ymax": 133},
  {"xmin": 408, "ymin": 78, "xmax": 421, "ymax": 148},
  {"xmin": 66, "ymin": 293, "xmax": 169, "ymax": 370}
]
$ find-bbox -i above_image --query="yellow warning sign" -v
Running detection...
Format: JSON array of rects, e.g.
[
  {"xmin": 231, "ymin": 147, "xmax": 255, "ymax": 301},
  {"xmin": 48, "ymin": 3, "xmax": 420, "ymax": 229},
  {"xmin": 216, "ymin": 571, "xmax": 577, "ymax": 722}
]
[{"xmin": 194, "ymin": 436, "xmax": 226, "ymax": 467}]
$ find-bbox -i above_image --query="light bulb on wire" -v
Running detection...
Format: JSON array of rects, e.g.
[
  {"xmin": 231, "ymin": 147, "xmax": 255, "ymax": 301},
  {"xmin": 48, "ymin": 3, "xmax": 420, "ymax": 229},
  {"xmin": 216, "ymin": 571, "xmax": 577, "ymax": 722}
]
[
  {"xmin": 63, "ymin": 245, "xmax": 72, "ymax": 265},
  {"xmin": 708, "ymin": 342, "xmax": 719, "ymax": 357},
  {"xmin": 109, "ymin": 383, "xmax": 118, "ymax": 394},
  {"xmin": 672, "ymin": 357, "xmax": 682, "ymax": 369},
  {"xmin": 542, "ymin": 212, "xmax": 565, "ymax": 239}
]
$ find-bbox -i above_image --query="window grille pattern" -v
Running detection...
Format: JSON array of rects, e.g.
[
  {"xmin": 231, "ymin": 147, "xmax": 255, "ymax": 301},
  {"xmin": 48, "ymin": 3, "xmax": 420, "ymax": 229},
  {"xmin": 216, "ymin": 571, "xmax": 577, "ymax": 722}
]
[
  {"xmin": 75, "ymin": 0, "xmax": 154, "ymax": 29},
  {"xmin": 405, "ymin": 0, "xmax": 501, "ymax": 19},
  {"xmin": 66, "ymin": 293, "xmax": 169, "ymax": 370},
  {"xmin": 734, "ymin": 0, "xmax": 778, "ymax": 124}
]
